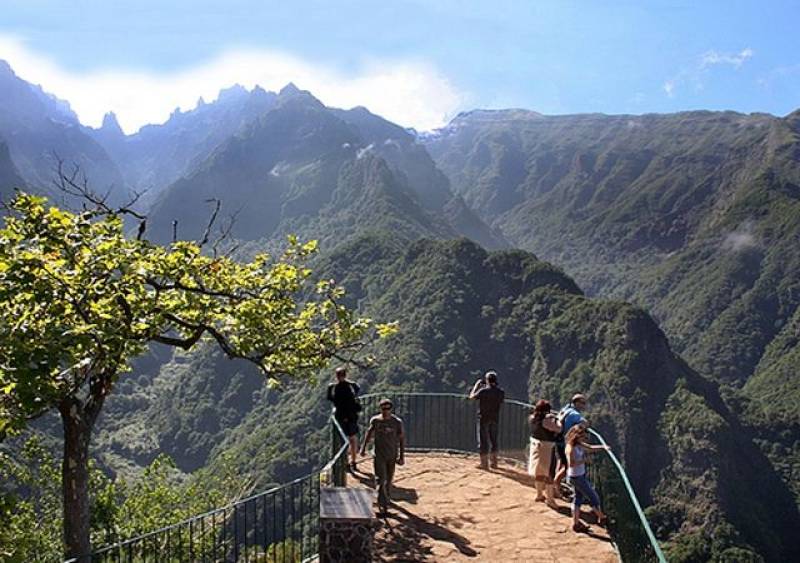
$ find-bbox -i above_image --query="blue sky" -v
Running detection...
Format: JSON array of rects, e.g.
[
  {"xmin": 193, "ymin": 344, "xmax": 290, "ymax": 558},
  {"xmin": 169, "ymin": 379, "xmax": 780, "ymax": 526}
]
[{"xmin": 1, "ymin": 0, "xmax": 798, "ymax": 132}]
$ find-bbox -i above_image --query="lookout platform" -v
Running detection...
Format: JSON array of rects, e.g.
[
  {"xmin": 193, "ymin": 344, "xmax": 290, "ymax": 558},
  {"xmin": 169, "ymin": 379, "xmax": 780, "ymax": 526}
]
[{"xmin": 351, "ymin": 452, "xmax": 617, "ymax": 562}]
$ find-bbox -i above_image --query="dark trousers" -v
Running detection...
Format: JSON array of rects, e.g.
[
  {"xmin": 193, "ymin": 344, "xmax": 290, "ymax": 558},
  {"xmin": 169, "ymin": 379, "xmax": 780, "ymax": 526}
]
[
  {"xmin": 477, "ymin": 420, "xmax": 499, "ymax": 454},
  {"xmin": 374, "ymin": 456, "xmax": 396, "ymax": 508}
]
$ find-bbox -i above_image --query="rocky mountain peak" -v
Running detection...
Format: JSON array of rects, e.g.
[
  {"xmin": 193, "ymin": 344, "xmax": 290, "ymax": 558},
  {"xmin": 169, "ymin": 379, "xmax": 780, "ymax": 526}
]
[
  {"xmin": 100, "ymin": 111, "xmax": 124, "ymax": 136},
  {"xmin": 0, "ymin": 59, "xmax": 14, "ymax": 78},
  {"xmin": 217, "ymin": 83, "xmax": 248, "ymax": 103},
  {"xmin": 278, "ymin": 82, "xmax": 301, "ymax": 97}
]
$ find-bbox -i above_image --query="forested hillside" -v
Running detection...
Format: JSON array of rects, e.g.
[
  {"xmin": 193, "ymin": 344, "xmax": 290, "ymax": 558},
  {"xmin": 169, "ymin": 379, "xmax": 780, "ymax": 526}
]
[
  {"xmin": 140, "ymin": 85, "xmax": 504, "ymax": 250},
  {"xmin": 3, "ymin": 59, "xmax": 800, "ymax": 561},
  {"xmin": 425, "ymin": 108, "xmax": 800, "ymax": 386},
  {"xmin": 424, "ymin": 109, "xmax": 800, "ymax": 518},
  {"xmin": 95, "ymin": 236, "xmax": 800, "ymax": 561}
]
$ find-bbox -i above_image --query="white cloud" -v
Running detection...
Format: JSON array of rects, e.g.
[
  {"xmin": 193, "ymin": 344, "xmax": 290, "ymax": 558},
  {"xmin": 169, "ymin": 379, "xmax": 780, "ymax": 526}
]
[
  {"xmin": 700, "ymin": 48, "xmax": 754, "ymax": 70},
  {"xmin": 0, "ymin": 34, "xmax": 467, "ymax": 134},
  {"xmin": 722, "ymin": 222, "xmax": 757, "ymax": 252},
  {"xmin": 662, "ymin": 47, "xmax": 754, "ymax": 98}
]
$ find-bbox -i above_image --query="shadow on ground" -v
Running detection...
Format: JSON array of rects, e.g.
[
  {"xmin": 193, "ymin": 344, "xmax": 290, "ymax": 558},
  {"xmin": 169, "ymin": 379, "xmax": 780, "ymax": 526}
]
[{"xmin": 375, "ymin": 503, "xmax": 478, "ymax": 561}]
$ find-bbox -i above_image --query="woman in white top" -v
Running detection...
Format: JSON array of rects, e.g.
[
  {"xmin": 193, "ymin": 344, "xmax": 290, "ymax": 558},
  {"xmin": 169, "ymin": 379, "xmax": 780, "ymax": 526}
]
[{"xmin": 565, "ymin": 424, "xmax": 609, "ymax": 532}]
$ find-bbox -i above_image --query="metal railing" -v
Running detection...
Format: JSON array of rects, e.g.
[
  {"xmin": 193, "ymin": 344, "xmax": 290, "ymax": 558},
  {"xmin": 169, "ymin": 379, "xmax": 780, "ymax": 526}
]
[
  {"xmin": 357, "ymin": 392, "xmax": 666, "ymax": 563},
  {"xmin": 82, "ymin": 392, "xmax": 665, "ymax": 562},
  {"xmin": 76, "ymin": 415, "xmax": 349, "ymax": 562}
]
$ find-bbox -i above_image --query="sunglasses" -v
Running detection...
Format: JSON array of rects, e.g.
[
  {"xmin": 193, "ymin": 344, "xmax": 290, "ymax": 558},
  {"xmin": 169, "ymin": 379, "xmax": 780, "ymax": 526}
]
[{"xmin": 380, "ymin": 405, "xmax": 392, "ymax": 410}]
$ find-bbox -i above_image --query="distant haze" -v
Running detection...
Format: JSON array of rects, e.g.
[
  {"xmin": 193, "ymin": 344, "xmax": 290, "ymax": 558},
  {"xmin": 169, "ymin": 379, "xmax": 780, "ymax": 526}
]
[{"xmin": 0, "ymin": 35, "xmax": 465, "ymax": 134}]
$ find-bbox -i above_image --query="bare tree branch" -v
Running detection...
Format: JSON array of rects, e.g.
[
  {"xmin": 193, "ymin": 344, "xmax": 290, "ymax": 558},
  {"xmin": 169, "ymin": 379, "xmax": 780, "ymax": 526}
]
[{"xmin": 198, "ymin": 198, "xmax": 221, "ymax": 248}]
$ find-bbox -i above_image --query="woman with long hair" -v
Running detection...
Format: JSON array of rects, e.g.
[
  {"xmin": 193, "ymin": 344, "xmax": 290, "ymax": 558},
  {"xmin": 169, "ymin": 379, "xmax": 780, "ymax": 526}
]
[
  {"xmin": 528, "ymin": 399, "xmax": 561, "ymax": 508},
  {"xmin": 565, "ymin": 424, "xmax": 609, "ymax": 532}
]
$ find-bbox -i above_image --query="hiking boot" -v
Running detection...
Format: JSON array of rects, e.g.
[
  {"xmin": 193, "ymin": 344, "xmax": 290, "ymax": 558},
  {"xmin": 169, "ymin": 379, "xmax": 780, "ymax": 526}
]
[
  {"xmin": 478, "ymin": 454, "xmax": 489, "ymax": 470},
  {"xmin": 489, "ymin": 453, "xmax": 498, "ymax": 469}
]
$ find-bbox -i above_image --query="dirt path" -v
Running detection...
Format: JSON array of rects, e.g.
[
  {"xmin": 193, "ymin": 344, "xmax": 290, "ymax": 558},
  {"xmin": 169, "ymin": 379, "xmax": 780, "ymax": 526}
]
[{"xmin": 350, "ymin": 453, "xmax": 618, "ymax": 562}]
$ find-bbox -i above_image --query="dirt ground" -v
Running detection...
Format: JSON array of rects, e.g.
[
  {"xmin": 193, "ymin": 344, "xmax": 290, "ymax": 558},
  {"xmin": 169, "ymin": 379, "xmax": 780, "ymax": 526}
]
[{"xmin": 350, "ymin": 452, "xmax": 618, "ymax": 562}]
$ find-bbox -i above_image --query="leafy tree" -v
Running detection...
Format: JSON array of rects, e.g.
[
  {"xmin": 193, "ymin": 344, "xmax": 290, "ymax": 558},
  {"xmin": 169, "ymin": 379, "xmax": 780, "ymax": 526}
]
[
  {"xmin": 0, "ymin": 193, "xmax": 393, "ymax": 560},
  {"xmin": 0, "ymin": 437, "xmax": 250, "ymax": 562}
]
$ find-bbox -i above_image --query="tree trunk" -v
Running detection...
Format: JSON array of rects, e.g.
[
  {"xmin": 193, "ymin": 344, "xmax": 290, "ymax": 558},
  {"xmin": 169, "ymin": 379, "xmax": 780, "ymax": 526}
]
[{"xmin": 60, "ymin": 397, "xmax": 93, "ymax": 562}]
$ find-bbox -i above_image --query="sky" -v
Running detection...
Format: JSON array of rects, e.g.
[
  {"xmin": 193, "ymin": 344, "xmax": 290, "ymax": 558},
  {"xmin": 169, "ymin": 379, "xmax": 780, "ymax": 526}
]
[{"xmin": 1, "ymin": 0, "xmax": 798, "ymax": 134}]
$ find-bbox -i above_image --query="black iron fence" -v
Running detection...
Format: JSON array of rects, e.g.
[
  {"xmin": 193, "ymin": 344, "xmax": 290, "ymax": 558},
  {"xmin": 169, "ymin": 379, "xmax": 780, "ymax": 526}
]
[
  {"xmin": 75, "ymin": 415, "xmax": 349, "ymax": 563},
  {"xmin": 358, "ymin": 392, "xmax": 666, "ymax": 563},
  {"xmin": 81, "ymin": 392, "xmax": 664, "ymax": 562}
]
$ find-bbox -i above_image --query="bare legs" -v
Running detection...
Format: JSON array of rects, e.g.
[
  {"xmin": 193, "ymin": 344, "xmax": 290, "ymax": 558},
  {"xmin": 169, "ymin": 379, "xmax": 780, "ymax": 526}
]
[{"xmin": 348, "ymin": 435, "xmax": 358, "ymax": 468}]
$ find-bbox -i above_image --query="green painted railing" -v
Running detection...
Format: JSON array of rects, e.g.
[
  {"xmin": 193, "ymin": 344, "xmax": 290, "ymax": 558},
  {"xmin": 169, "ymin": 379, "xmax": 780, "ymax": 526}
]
[
  {"xmin": 82, "ymin": 391, "xmax": 665, "ymax": 562},
  {"xmin": 357, "ymin": 392, "xmax": 666, "ymax": 563}
]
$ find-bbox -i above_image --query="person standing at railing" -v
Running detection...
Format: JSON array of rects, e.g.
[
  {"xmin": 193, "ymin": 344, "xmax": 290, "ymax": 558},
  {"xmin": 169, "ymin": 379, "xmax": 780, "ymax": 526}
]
[
  {"xmin": 528, "ymin": 400, "xmax": 561, "ymax": 509},
  {"xmin": 565, "ymin": 424, "xmax": 609, "ymax": 533},
  {"xmin": 469, "ymin": 370, "xmax": 505, "ymax": 470},
  {"xmin": 327, "ymin": 366, "xmax": 362, "ymax": 472},
  {"xmin": 360, "ymin": 398, "xmax": 405, "ymax": 514},
  {"xmin": 555, "ymin": 393, "xmax": 588, "ymax": 494}
]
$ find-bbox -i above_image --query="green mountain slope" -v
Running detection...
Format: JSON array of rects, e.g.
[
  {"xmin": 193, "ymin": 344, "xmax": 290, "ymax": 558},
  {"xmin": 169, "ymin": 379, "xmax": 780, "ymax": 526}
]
[
  {"xmin": 96, "ymin": 237, "xmax": 800, "ymax": 561},
  {"xmin": 424, "ymin": 109, "xmax": 800, "ymax": 386},
  {"xmin": 144, "ymin": 87, "xmax": 503, "ymax": 249}
]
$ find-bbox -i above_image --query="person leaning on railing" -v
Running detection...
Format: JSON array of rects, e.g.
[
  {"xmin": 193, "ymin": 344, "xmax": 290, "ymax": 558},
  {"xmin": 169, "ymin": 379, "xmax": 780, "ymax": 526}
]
[
  {"xmin": 565, "ymin": 424, "xmax": 610, "ymax": 533},
  {"xmin": 528, "ymin": 399, "xmax": 562, "ymax": 509},
  {"xmin": 555, "ymin": 393, "xmax": 589, "ymax": 494}
]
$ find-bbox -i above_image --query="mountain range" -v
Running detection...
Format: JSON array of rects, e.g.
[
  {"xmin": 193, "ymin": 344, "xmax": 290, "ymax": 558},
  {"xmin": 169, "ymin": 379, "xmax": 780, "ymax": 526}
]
[{"xmin": 2, "ymin": 59, "xmax": 799, "ymax": 562}]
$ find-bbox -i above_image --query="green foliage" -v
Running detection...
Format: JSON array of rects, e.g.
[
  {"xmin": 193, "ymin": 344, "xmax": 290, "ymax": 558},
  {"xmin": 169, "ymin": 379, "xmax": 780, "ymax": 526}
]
[
  {"xmin": 0, "ymin": 437, "xmax": 63, "ymax": 561},
  {"xmin": 0, "ymin": 436, "xmax": 121, "ymax": 562},
  {"xmin": 232, "ymin": 540, "xmax": 302, "ymax": 562},
  {"xmin": 0, "ymin": 437, "xmax": 250, "ymax": 561},
  {"xmin": 0, "ymin": 192, "xmax": 388, "ymax": 436}
]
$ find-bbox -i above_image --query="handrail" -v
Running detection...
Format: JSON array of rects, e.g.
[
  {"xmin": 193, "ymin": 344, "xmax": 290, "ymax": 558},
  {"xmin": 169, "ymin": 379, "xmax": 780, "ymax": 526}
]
[
  {"xmin": 81, "ymin": 392, "xmax": 665, "ymax": 562},
  {"xmin": 358, "ymin": 391, "xmax": 665, "ymax": 563},
  {"xmin": 79, "ymin": 412, "xmax": 350, "ymax": 561},
  {"xmin": 587, "ymin": 429, "xmax": 666, "ymax": 563}
]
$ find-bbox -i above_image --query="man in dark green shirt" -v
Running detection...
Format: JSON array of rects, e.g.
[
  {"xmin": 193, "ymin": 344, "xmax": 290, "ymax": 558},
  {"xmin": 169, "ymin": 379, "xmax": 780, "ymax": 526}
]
[{"xmin": 360, "ymin": 398, "xmax": 405, "ymax": 513}]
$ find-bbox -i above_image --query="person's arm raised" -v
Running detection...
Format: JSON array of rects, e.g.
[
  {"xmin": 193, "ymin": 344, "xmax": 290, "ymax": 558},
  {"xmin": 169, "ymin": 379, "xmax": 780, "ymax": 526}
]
[{"xmin": 469, "ymin": 379, "xmax": 484, "ymax": 399}]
